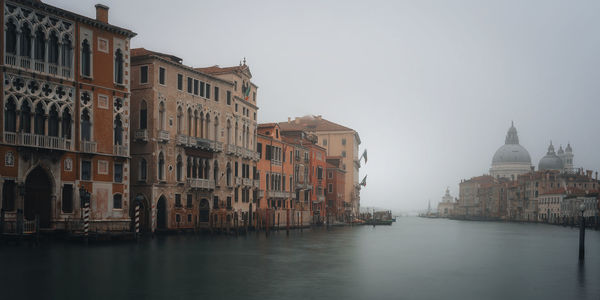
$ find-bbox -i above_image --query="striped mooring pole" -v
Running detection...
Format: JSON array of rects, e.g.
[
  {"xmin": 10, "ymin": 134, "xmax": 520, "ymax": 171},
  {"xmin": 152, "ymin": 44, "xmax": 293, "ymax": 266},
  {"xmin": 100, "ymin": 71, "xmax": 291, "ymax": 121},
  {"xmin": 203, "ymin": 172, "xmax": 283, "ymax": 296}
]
[
  {"xmin": 83, "ymin": 201, "xmax": 90, "ymax": 244},
  {"xmin": 135, "ymin": 202, "xmax": 140, "ymax": 239},
  {"xmin": 151, "ymin": 203, "xmax": 156, "ymax": 237}
]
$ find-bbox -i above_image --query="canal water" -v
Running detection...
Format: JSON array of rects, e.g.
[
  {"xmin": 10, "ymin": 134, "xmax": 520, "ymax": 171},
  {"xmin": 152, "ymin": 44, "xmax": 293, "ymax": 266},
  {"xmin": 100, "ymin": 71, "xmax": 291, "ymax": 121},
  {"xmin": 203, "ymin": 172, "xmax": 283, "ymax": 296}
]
[{"xmin": 1, "ymin": 217, "xmax": 599, "ymax": 299}]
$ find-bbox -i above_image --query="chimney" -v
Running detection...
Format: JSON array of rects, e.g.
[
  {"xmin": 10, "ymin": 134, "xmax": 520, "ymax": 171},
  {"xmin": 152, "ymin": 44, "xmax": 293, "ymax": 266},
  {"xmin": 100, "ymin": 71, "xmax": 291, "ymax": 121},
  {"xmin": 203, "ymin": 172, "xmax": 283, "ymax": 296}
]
[
  {"xmin": 95, "ymin": 4, "xmax": 109, "ymax": 23},
  {"xmin": 288, "ymin": 117, "xmax": 291, "ymax": 123}
]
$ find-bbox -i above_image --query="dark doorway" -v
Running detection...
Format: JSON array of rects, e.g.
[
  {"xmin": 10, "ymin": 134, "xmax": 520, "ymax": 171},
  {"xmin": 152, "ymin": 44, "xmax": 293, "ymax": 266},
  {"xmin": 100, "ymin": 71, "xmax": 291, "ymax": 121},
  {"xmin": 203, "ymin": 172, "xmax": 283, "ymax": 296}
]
[
  {"xmin": 24, "ymin": 166, "xmax": 52, "ymax": 228},
  {"xmin": 199, "ymin": 198, "xmax": 209, "ymax": 223},
  {"xmin": 157, "ymin": 196, "xmax": 167, "ymax": 230},
  {"xmin": 130, "ymin": 195, "xmax": 151, "ymax": 232}
]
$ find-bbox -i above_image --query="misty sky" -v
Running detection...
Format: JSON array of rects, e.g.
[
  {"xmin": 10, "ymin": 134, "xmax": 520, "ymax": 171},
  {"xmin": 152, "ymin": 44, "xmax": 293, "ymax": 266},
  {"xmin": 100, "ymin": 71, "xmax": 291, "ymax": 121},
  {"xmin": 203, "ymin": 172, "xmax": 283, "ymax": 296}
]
[{"xmin": 50, "ymin": 0, "xmax": 600, "ymax": 212}]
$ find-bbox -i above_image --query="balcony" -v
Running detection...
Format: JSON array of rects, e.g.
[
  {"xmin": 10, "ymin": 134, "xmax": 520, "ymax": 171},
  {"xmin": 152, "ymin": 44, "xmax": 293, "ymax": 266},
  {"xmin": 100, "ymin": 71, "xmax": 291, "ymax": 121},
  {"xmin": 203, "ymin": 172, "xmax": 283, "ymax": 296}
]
[
  {"xmin": 114, "ymin": 144, "xmax": 128, "ymax": 157},
  {"xmin": 268, "ymin": 190, "xmax": 289, "ymax": 199},
  {"xmin": 214, "ymin": 141, "xmax": 223, "ymax": 152},
  {"xmin": 5, "ymin": 54, "xmax": 72, "ymax": 79},
  {"xmin": 187, "ymin": 178, "xmax": 215, "ymax": 190},
  {"xmin": 235, "ymin": 146, "xmax": 243, "ymax": 157},
  {"xmin": 178, "ymin": 135, "xmax": 221, "ymax": 152},
  {"xmin": 295, "ymin": 155, "xmax": 301, "ymax": 161},
  {"xmin": 272, "ymin": 159, "xmax": 282, "ymax": 166},
  {"xmin": 304, "ymin": 158, "xmax": 309, "ymax": 163},
  {"xmin": 176, "ymin": 134, "xmax": 188, "ymax": 146},
  {"xmin": 80, "ymin": 140, "xmax": 97, "ymax": 153},
  {"xmin": 291, "ymin": 192, "xmax": 297, "ymax": 200},
  {"xmin": 252, "ymin": 151, "xmax": 260, "ymax": 161},
  {"xmin": 134, "ymin": 129, "xmax": 148, "ymax": 142},
  {"xmin": 295, "ymin": 181, "xmax": 307, "ymax": 190},
  {"xmin": 315, "ymin": 195, "xmax": 325, "ymax": 203},
  {"xmin": 242, "ymin": 178, "xmax": 252, "ymax": 187},
  {"xmin": 235, "ymin": 177, "xmax": 242, "ymax": 186},
  {"xmin": 4, "ymin": 132, "xmax": 71, "ymax": 151},
  {"xmin": 157, "ymin": 130, "xmax": 170, "ymax": 142},
  {"xmin": 307, "ymin": 184, "xmax": 313, "ymax": 190},
  {"xmin": 226, "ymin": 144, "xmax": 236, "ymax": 155},
  {"xmin": 253, "ymin": 179, "xmax": 260, "ymax": 189},
  {"xmin": 258, "ymin": 190, "xmax": 265, "ymax": 198}
]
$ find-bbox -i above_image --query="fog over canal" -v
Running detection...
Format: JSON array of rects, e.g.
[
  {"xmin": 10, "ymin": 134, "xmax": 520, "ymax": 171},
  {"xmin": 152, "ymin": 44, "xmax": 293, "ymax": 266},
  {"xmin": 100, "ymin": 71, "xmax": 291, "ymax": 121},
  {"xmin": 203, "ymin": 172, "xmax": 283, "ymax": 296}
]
[{"xmin": 1, "ymin": 218, "xmax": 599, "ymax": 300}]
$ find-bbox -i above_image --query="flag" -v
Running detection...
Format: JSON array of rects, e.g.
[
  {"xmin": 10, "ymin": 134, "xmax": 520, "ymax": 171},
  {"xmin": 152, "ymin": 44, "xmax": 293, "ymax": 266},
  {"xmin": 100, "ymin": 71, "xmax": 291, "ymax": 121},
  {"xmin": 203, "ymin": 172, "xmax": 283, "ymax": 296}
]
[
  {"xmin": 360, "ymin": 175, "xmax": 367, "ymax": 187},
  {"xmin": 360, "ymin": 149, "xmax": 368, "ymax": 164}
]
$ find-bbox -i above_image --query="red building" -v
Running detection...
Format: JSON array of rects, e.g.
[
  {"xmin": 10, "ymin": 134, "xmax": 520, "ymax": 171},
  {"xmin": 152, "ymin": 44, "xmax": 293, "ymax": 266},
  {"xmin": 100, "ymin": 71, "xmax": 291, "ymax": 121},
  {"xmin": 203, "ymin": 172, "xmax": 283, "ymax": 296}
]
[{"xmin": 326, "ymin": 157, "xmax": 346, "ymax": 222}]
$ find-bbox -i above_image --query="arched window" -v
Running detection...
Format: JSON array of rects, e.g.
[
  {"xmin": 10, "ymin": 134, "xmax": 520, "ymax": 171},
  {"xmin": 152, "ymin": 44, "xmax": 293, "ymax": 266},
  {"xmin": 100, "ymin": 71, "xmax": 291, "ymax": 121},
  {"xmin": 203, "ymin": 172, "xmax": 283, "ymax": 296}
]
[
  {"xmin": 200, "ymin": 112, "xmax": 204, "ymax": 138},
  {"xmin": 48, "ymin": 106, "xmax": 59, "ymax": 137},
  {"xmin": 158, "ymin": 152, "xmax": 165, "ymax": 180},
  {"xmin": 140, "ymin": 158, "xmax": 147, "ymax": 181},
  {"xmin": 81, "ymin": 109, "xmax": 91, "ymax": 141},
  {"xmin": 186, "ymin": 157, "xmax": 192, "ymax": 178},
  {"xmin": 158, "ymin": 102, "xmax": 165, "ymax": 130},
  {"xmin": 20, "ymin": 102, "xmax": 31, "ymax": 133},
  {"xmin": 234, "ymin": 122, "xmax": 238, "ymax": 146},
  {"xmin": 34, "ymin": 103, "xmax": 45, "ymax": 135},
  {"xmin": 227, "ymin": 120, "xmax": 231, "ymax": 144},
  {"xmin": 62, "ymin": 109, "xmax": 71, "ymax": 139},
  {"xmin": 48, "ymin": 32, "xmax": 59, "ymax": 65},
  {"xmin": 114, "ymin": 114, "xmax": 123, "ymax": 145},
  {"xmin": 204, "ymin": 160, "xmax": 210, "ymax": 180},
  {"xmin": 226, "ymin": 163, "xmax": 232, "ymax": 186},
  {"xmin": 214, "ymin": 117, "xmax": 219, "ymax": 142},
  {"xmin": 61, "ymin": 35, "xmax": 72, "ymax": 68},
  {"xmin": 20, "ymin": 24, "xmax": 31, "ymax": 58},
  {"xmin": 34, "ymin": 27, "xmax": 45, "ymax": 61},
  {"xmin": 115, "ymin": 49, "xmax": 124, "ymax": 84},
  {"xmin": 176, "ymin": 106, "xmax": 183, "ymax": 134},
  {"xmin": 198, "ymin": 159, "xmax": 203, "ymax": 179},
  {"xmin": 176, "ymin": 155, "xmax": 183, "ymax": 182},
  {"xmin": 5, "ymin": 20, "xmax": 17, "ymax": 55},
  {"xmin": 113, "ymin": 194, "xmax": 122, "ymax": 209},
  {"xmin": 81, "ymin": 39, "xmax": 91, "ymax": 77},
  {"xmin": 4, "ymin": 98, "xmax": 16, "ymax": 132},
  {"xmin": 192, "ymin": 158, "xmax": 197, "ymax": 178},
  {"xmin": 194, "ymin": 110, "xmax": 199, "ymax": 137},
  {"xmin": 205, "ymin": 113, "xmax": 211, "ymax": 140},
  {"xmin": 140, "ymin": 100, "xmax": 147, "ymax": 129},
  {"xmin": 266, "ymin": 173, "xmax": 270, "ymax": 191},
  {"xmin": 187, "ymin": 108, "xmax": 192, "ymax": 135},
  {"xmin": 213, "ymin": 161, "xmax": 219, "ymax": 186}
]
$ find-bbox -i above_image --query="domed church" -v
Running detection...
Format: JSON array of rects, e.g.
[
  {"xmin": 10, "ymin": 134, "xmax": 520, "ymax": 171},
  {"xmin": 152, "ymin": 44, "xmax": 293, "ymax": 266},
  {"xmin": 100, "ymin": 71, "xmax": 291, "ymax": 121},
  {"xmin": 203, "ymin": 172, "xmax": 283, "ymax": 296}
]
[
  {"xmin": 490, "ymin": 122, "xmax": 532, "ymax": 180},
  {"xmin": 538, "ymin": 142, "xmax": 574, "ymax": 172}
]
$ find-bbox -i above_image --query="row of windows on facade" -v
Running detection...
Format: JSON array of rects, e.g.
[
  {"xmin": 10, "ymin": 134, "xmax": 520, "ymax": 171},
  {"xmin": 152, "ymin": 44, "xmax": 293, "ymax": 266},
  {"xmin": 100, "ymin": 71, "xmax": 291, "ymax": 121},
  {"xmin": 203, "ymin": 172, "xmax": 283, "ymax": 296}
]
[
  {"xmin": 1, "ymin": 180, "xmax": 123, "ymax": 213},
  {"xmin": 320, "ymin": 138, "xmax": 347, "ymax": 147},
  {"xmin": 4, "ymin": 99, "xmax": 126, "ymax": 146},
  {"xmin": 149, "ymin": 154, "xmax": 255, "ymax": 183},
  {"xmin": 6, "ymin": 21, "xmax": 125, "ymax": 83},
  {"xmin": 80, "ymin": 160, "xmax": 124, "ymax": 182}
]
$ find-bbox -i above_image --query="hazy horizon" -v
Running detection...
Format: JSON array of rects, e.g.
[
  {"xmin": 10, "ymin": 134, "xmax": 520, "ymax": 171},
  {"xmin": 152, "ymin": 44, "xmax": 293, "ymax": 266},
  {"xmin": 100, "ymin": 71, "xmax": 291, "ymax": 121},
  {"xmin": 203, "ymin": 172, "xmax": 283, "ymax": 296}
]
[{"xmin": 49, "ymin": 0, "xmax": 600, "ymax": 212}]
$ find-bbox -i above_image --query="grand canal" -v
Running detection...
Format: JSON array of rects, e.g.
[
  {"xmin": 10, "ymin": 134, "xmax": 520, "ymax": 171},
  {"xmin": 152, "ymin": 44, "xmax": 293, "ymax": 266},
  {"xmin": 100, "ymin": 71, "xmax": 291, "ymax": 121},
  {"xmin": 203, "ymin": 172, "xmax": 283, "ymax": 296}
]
[{"xmin": 1, "ymin": 217, "xmax": 599, "ymax": 299}]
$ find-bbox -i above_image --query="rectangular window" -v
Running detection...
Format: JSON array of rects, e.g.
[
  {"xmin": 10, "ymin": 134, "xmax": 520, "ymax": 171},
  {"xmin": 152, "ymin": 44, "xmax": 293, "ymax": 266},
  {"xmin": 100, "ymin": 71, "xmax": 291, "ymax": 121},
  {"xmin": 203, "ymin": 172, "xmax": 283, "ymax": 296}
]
[
  {"xmin": 253, "ymin": 92, "xmax": 256, "ymax": 101},
  {"xmin": 193, "ymin": 79, "xmax": 199, "ymax": 95},
  {"xmin": 265, "ymin": 145, "xmax": 271, "ymax": 160},
  {"xmin": 235, "ymin": 162, "xmax": 239, "ymax": 176},
  {"xmin": 342, "ymin": 151, "xmax": 346, "ymax": 158},
  {"xmin": 140, "ymin": 66, "xmax": 148, "ymax": 84},
  {"xmin": 214, "ymin": 86, "xmax": 219, "ymax": 102},
  {"xmin": 235, "ymin": 104, "xmax": 238, "ymax": 112},
  {"xmin": 328, "ymin": 183, "xmax": 333, "ymax": 193},
  {"xmin": 175, "ymin": 194, "xmax": 182, "ymax": 207},
  {"xmin": 323, "ymin": 139, "xmax": 327, "ymax": 146},
  {"xmin": 227, "ymin": 91, "xmax": 231, "ymax": 105},
  {"xmin": 159, "ymin": 67, "xmax": 166, "ymax": 85},
  {"xmin": 187, "ymin": 194, "xmax": 193, "ymax": 208},
  {"xmin": 82, "ymin": 160, "xmax": 92, "ymax": 180},
  {"xmin": 227, "ymin": 196, "xmax": 232, "ymax": 207},
  {"xmin": 206, "ymin": 84, "xmax": 211, "ymax": 98},
  {"xmin": 177, "ymin": 74, "xmax": 183, "ymax": 90},
  {"xmin": 187, "ymin": 214, "xmax": 192, "ymax": 223},
  {"xmin": 2, "ymin": 180, "xmax": 15, "ymax": 211},
  {"xmin": 342, "ymin": 138, "xmax": 346, "ymax": 145},
  {"xmin": 257, "ymin": 143, "xmax": 262, "ymax": 158},
  {"xmin": 213, "ymin": 196, "xmax": 219, "ymax": 209},
  {"xmin": 187, "ymin": 77, "xmax": 193, "ymax": 93},
  {"xmin": 328, "ymin": 171, "xmax": 333, "ymax": 179},
  {"xmin": 317, "ymin": 167, "xmax": 323, "ymax": 179},
  {"xmin": 113, "ymin": 194, "xmax": 122, "ymax": 209},
  {"xmin": 61, "ymin": 184, "xmax": 73, "ymax": 213},
  {"xmin": 234, "ymin": 188, "xmax": 239, "ymax": 203},
  {"xmin": 200, "ymin": 82, "xmax": 205, "ymax": 97},
  {"xmin": 114, "ymin": 163, "xmax": 123, "ymax": 183}
]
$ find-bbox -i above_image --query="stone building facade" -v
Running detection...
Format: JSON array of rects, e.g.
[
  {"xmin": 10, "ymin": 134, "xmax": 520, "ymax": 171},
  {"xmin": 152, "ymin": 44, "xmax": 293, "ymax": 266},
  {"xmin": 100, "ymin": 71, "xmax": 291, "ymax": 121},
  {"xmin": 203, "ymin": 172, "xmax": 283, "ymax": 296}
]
[
  {"xmin": 130, "ymin": 48, "xmax": 259, "ymax": 231},
  {"xmin": 0, "ymin": 1, "xmax": 136, "ymax": 232},
  {"xmin": 326, "ymin": 157, "xmax": 346, "ymax": 222}
]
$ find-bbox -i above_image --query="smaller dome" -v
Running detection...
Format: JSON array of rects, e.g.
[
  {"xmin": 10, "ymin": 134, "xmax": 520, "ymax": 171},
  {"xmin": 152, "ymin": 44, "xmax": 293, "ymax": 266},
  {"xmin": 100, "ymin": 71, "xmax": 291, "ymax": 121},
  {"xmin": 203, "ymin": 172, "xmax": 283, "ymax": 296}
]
[
  {"xmin": 557, "ymin": 145, "xmax": 564, "ymax": 155},
  {"xmin": 565, "ymin": 143, "xmax": 572, "ymax": 153},
  {"xmin": 538, "ymin": 142, "xmax": 563, "ymax": 171}
]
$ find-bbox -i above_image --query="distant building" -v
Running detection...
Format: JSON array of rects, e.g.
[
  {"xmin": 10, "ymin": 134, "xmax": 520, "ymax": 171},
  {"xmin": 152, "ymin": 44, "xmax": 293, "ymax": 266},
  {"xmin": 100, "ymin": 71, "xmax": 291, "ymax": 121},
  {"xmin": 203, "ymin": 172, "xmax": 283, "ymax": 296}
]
[{"xmin": 437, "ymin": 188, "xmax": 455, "ymax": 217}]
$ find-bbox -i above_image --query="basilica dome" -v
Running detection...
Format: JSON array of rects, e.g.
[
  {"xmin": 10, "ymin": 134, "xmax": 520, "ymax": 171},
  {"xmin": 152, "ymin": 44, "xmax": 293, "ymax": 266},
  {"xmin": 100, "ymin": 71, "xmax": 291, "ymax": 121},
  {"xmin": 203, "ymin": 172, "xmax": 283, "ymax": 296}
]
[
  {"xmin": 489, "ymin": 122, "xmax": 532, "ymax": 179},
  {"xmin": 538, "ymin": 142, "xmax": 564, "ymax": 171}
]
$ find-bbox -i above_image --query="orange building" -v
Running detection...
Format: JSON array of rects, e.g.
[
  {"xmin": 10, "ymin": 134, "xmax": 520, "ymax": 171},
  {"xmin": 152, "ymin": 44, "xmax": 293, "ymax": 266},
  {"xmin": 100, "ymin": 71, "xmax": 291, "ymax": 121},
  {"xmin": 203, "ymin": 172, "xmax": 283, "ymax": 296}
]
[
  {"xmin": 256, "ymin": 123, "xmax": 296, "ymax": 228},
  {"xmin": 326, "ymin": 157, "xmax": 346, "ymax": 222},
  {"xmin": 0, "ymin": 1, "xmax": 136, "ymax": 232}
]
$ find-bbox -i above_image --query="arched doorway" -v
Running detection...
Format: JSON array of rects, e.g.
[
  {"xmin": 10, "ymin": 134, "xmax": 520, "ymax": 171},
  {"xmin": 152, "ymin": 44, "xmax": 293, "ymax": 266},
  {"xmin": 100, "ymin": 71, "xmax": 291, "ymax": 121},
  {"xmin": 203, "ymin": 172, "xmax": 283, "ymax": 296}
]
[
  {"xmin": 199, "ymin": 198, "xmax": 209, "ymax": 223},
  {"xmin": 157, "ymin": 196, "xmax": 167, "ymax": 230},
  {"xmin": 24, "ymin": 166, "xmax": 53, "ymax": 228},
  {"xmin": 130, "ymin": 194, "xmax": 151, "ymax": 233}
]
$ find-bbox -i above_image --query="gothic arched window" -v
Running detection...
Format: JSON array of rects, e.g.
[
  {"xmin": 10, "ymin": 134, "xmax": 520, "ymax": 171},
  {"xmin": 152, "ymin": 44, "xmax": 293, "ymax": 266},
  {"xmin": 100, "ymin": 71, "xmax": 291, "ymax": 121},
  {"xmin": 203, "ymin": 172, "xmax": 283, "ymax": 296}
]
[
  {"xmin": 114, "ymin": 49, "xmax": 124, "ymax": 84},
  {"xmin": 81, "ymin": 39, "xmax": 91, "ymax": 77},
  {"xmin": 61, "ymin": 35, "xmax": 72, "ymax": 68},
  {"xmin": 20, "ymin": 102, "xmax": 31, "ymax": 133},
  {"xmin": 20, "ymin": 24, "xmax": 31, "ymax": 58},
  {"xmin": 158, "ymin": 102, "xmax": 165, "ymax": 130},
  {"xmin": 4, "ymin": 97, "xmax": 16, "ymax": 132},
  {"xmin": 176, "ymin": 106, "xmax": 183, "ymax": 134},
  {"xmin": 34, "ymin": 28, "xmax": 45, "ymax": 61},
  {"xmin": 34, "ymin": 103, "xmax": 45, "ymax": 135},
  {"xmin": 176, "ymin": 155, "xmax": 183, "ymax": 182},
  {"xmin": 81, "ymin": 109, "xmax": 91, "ymax": 141},
  {"xmin": 114, "ymin": 114, "xmax": 123, "ymax": 145},
  {"xmin": 140, "ymin": 158, "xmax": 147, "ymax": 181},
  {"xmin": 48, "ymin": 32, "xmax": 59, "ymax": 65},
  {"xmin": 48, "ymin": 106, "xmax": 59, "ymax": 137},
  {"xmin": 62, "ymin": 109, "xmax": 71, "ymax": 139},
  {"xmin": 5, "ymin": 20, "xmax": 17, "ymax": 55},
  {"xmin": 158, "ymin": 152, "xmax": 165, "ymax": 180}
]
